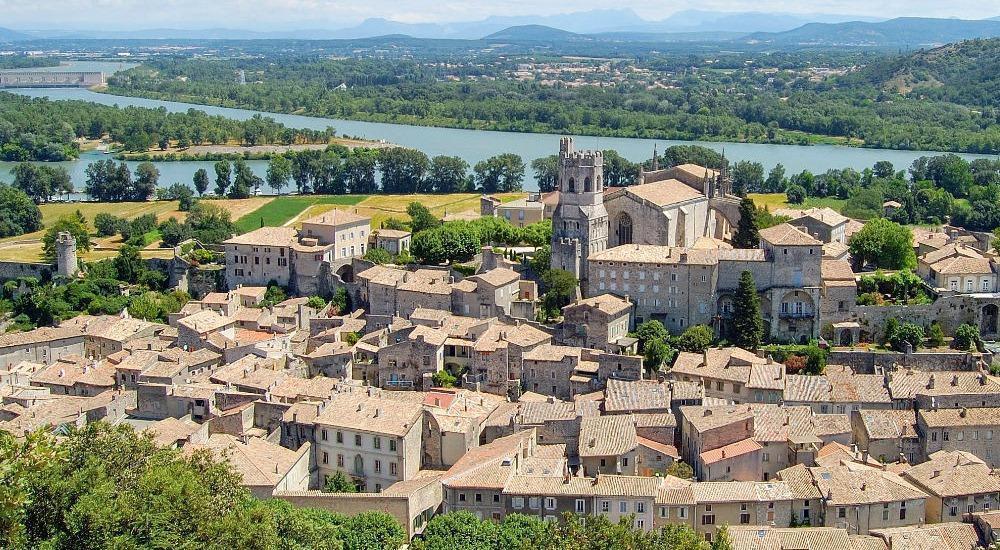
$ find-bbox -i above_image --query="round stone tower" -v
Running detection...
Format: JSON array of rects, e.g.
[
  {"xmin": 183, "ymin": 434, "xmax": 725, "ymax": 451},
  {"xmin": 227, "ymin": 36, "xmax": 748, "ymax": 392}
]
[{"xmin": 55, "ymin": 231, "xmax": 79, "ymax": 278}]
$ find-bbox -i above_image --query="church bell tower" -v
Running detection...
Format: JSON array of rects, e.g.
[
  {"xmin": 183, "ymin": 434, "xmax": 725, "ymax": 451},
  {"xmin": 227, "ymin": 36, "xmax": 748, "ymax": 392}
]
[{"xmin": 550, "ymin": 137, "xmax": 608, "ymax": 285}]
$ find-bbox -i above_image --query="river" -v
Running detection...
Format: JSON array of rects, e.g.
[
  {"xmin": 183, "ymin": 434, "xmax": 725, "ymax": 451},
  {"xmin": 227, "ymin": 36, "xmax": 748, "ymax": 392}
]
[{"xmin": 1, "ymin": 71, "xmax": 995, "ymax": 193}]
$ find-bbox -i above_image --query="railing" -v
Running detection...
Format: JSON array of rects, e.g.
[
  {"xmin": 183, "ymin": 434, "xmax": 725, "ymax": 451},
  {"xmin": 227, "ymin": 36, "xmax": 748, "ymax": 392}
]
[
  {"xmin": 384, "ymin": 380, "xmax": 414, "ymax": 389},
  {"xmin": 778, "ymin": 310, "xmax": 815, "ymax": 319}
]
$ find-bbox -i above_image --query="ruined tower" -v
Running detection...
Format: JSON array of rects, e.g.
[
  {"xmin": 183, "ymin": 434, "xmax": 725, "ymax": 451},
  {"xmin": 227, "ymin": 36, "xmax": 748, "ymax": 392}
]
[
  {"xmin": 55, "ymin": 231, "xmax": 78, "ymax": 278},
  {"xmin": 550, "ymin": 137, "xmax": 608, "ymax": 285}
]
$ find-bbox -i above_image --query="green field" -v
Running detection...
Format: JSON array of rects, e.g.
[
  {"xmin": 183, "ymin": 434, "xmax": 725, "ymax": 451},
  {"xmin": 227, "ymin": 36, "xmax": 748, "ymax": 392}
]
[
  {"xmin": 234, "ymin": 195, "xmax": 369, "ymax": 233},
  {"xmin": 748, "ymin": 193, "xmax": 848, "ymax": 214}
]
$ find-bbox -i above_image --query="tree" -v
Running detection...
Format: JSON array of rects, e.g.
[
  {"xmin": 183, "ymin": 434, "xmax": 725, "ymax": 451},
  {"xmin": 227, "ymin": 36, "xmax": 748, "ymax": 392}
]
[
  {"xmin": 214, "ymin": 160, "xmax": 232, "ymax": 196},
  {"xmin": 159, "ymin": 217, "xmax": 189, "ymax": 247},
  {"xmin": 733, "ymin": 270, "xmax": 763, "ymax": 350},
  {"xmin": 888, "ymin": 322, "xmax": 924, "ymax": 352},
  {"xmin": 531, "ymin": 155, "xmax": 559, "ymax": 192},
  {"xmin": 407, "ymin": 202, "xmax": 440, "ymax": 233},
  {"xmin": 0, "ymin": 185, "xmax": 42, "ymax": 238},
  {"xmin": 134, "ymin": 162, "xmax": 159, "ymax": 200},
  {"xmin": 42, "ymin": 211, "xmax": 91, "ymax": 262},
  {"xmin": 266, "ymin": 154, "xmax": 292, "ymax": 195},
  {"xmin": 331, "ymin": 286, "xmax": 351, "ymax": 315},
  {"xmin": 665, "ymin": 460, "xmax": 695, "ymax": 479},
  {"xmin": 378, "ymin": 147, "xmax": 429, "ymax": 194},
  {"xmin": 428, "ymin": 155, "xmax": 471, "ymax": 193},
  {"xmin": 635, "ymin": 320, "xmax": 669, "ymax": 349},
  {"xmin": 113, "ymin": 245, "xmax": 146, "ymax": 283},
  {"xmin": 340, "ymin": 511, "xmax": 406, "ymax": 550},
  {"xmin": 432, "ymin": 369, "xmax": 457, "ymax": 388},
  {"xmin": 873, "ymin": 160, "xmax": 895, "ymax": 179},
  {"xmin": 848, "ymin": 218, "xmax": 916, "ymax": 271},
  {"xmin": 364, "ymin": 247, "xmax": 392, "ymax": 264},
  {"xmin": 228, "ymin": 158, "xmax": 254, "ymax": 199},
  {"xmin": 193, "ymin": 168, "xmax": 210, "ymax": 196},
  {"xmin": 661, "ymin": 145, "xmax": 724, "ymax": 169},
  {"xmin": 712, "ymin": 525, "xmax": 733, "ymax": 550},
  {"xmin": 765, "ymin": 163, "xmax": 787, "ymax": 193},
  {"xmin": 731, "ymin": 160, "xmax": 764, "ymax": 196},
  {"xmin": 541, "ymin": 269, "xmax": 578, "ymax": 318},
  {"xmin": 643, "ymin": 338, "xmax": 676, "ymax": 372},
  {"xmin": 602, "ymin": 149, "xmax": 640, "ymax": 187},
  {"xmin": 474, "ymin": 153, "xmax": 525, "ymax": 193},
  {"xmin": 677, "ymin": 324, "xmax": 714, "ymax": 352},
  {"xmin": 785, "ymin": 184, "xmax": 806, "ymax": 204},
  {"xmin": 927, "ymin": 322, "xmax": 945, "ymax": 348},
  {"xmin": 732, "ymin": 198, "xmax": 760, "ymax": 249},
  {"xmin": 322, "ymin": 471, "xmax": 357, "ymax": 493},
  {"xmin": 954, "ymin": 323, "xmax": 982, "ymax": 351},
  {"xmin": 184, "ymin": 202, "xmax": 236, "ymax": 244},
  {"xmin": 158, "ymin": 182, "xmax": 195, "ymax": 211}
]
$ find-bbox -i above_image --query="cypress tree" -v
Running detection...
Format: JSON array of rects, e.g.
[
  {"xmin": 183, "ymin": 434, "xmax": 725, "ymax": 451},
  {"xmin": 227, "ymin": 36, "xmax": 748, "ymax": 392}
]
[
  {"xmin": 733, "ymin": 270, "xmax": 763, "ymax": 350},
  {"xmin": 732, "ymin": 198, "xmax": 760, "ymax": 249}
]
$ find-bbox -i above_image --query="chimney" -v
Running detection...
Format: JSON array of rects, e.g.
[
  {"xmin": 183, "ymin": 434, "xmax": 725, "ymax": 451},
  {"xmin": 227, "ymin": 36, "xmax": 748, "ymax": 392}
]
[
  {"xmin": 932, "ymin": 470, "xmax": 940, "ymax": 478},
  {"xmin": 701, "ymin": 350, "xmax": 709, "ymax": 367},
  {"xmin": 960, "ymin": 407, "xmax": 968, "ymax": 418},
  {"xmin": 374, "ymin": 408, "xmax": 380, "ymax": 418},
  {"xmin": 952, "ymin": 375, "xmax": 959, "ymax": 387},
  {"xmin": 703, "ymin": 409, "xmax": 713, "ymax": 417},
  {"xmin": 721, "ymin": 450, "xmax": 726, "ymax": 458},
  {"xmin": 927, "ymin": 375, "xmax": 935, "ymax": 389}
]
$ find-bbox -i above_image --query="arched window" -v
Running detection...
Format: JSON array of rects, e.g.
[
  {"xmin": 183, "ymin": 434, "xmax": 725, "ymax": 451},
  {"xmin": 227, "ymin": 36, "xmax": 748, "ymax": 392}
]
[
  {"xmin": 568, "ymin": 178, "xmax": 576, "ymax": 193},
  {"xmin": 617, "ymin": 213, "xmax": 633, "ymax": 246},
  {"xmin": 584, "ymin": 177, "xmax": 592, "ymax": 192}
]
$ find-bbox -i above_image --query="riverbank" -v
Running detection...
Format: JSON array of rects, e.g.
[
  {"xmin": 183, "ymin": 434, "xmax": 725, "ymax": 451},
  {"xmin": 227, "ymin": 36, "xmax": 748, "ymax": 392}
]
[{"xmin": 115, "ymin": 137, "xmax": 395, "ymax": 161}]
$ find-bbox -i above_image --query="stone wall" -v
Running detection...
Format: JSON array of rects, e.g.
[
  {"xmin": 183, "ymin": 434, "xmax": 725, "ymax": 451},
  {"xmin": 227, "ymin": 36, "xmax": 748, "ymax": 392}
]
[
  {"xmin": 851, "ymin": 294, "xmax": 1000, "ymax": 341},
  {"xmin": 0, "ymin": 260, "xmax": 53, "ymax": 282},
  {"xmin": 828, "ymin": 349, "xmax": 990, "ymax": 374}
]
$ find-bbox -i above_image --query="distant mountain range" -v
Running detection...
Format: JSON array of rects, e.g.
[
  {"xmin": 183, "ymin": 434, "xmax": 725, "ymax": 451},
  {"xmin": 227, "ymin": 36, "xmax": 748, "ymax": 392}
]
[
  {"xmin": 745, "ymin": 17, "xmax": 1000, "ymax": 48},
  {"xmin": 5, "ymin": 9, "xmax": 885, "ymax": 41},
  {"xmin": 4, "ymin": 11, "xmax": 1000, "ymax": 48}
]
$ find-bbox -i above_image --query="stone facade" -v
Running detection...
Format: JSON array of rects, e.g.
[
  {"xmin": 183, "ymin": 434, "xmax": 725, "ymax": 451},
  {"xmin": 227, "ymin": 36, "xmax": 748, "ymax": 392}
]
[{"xmin": 550, "ymin": 137, "xmax": 608, "ymax": 285}]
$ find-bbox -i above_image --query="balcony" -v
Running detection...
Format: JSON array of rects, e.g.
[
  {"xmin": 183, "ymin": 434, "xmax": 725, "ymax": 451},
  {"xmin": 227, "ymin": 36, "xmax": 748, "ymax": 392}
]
[
  {"xmin": 779, "ymin": 310, "xmax": 815, "ymax": 319},
  {"xmin": 384, "ymin": 379, "xmax": 414, "ymax": 389}
]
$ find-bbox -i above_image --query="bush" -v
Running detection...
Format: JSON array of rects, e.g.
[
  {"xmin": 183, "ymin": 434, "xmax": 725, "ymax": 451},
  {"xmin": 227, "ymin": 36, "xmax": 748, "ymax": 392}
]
[
  {"xmin": 785, "ymin": 184, "xmax": 806, "ymax": 204},
  {"xmin": 432, "ymin": 370, "xmax": 457, "ymax": 388},
  {"xmin": 927, "ymin": 323, "xmax": 945, "ymax": 348},
  {"xmin": 676, "ymin": 324, "xmax": 714, "ymax": 352},
  {"xmin": 306, "ymin": 296, "xmax": 326, "ymax": 310},
  {"xmin": 953, "ymin": 323, "xmax": 982, "ymax": 351},
  {"xmin": 888, "ymin": 322, "xmax": 924, "ymax": 352}
]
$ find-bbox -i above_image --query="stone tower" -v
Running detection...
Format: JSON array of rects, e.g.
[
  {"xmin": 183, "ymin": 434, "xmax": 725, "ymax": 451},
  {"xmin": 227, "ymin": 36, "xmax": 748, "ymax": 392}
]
[
  {"xmin": 550, "ymin": 137, "xmax": 608, "ymax": 285},
  {"xmin": 55, "ymin": 231, "xmax": 78, "ymax": 278}
]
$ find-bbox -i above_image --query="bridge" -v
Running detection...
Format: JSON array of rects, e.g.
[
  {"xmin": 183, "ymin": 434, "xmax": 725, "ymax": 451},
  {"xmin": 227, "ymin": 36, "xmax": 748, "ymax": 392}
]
[{"xmin": 0, "ymin": 71, "xmax": 105, "ymax": 88}]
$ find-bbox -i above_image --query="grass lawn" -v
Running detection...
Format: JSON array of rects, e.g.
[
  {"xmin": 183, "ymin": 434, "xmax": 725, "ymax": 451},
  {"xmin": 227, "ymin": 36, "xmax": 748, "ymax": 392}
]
[
  {"xmin": 235, "ymin": 192, "xmax": 526, "ymax": 232},
  {"xmin": 748, "ymin": 193, "xmax": 847, "ymax": 214},
  {"xmin": 234, "ymin": 195, "xmax": 369, "ymax": 233}
]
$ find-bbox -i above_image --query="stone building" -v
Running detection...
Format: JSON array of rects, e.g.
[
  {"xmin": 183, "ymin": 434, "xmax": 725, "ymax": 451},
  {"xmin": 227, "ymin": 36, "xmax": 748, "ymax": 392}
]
[
  {"xmin": 917, "ymin": 407, "xmax": 1000, "ymax": 467},
  {"xmin": 312, "ymin": 390, "xmax": 424, "ymax": 493},
  {"xmin": 373, "ymin": 229, "xmax": 411, "ymax": 255},
  {"xmin": 223, "ymin": 209, "xmax": 370, "ymax": 291},
  {"xmin": 887, "ymin": 369, "xmax": 1000, "ymax": 410},
  {"xmin": 559, "ymin": 294, "xmax": 634, "ymax": 352},
  {"xmin": 374, "ymin": 325, "xmax": 447, "ymax": 390},
  {"xmin": 851, "ymin": 409, "xmax": 920, "ymax": 464},
  {"xmin": 550, "ymin": 137, "xmax": 608, "ymax": 285},
  {"xmin": 577, "ymin": 414, "xmax": 639, "ymax": 476},
  {"xmin": 586, "ymin": 222, "xmax": 822, "ymax": 341},
  {"xmin": 901, "ymin": 450, "xmax": 1000, "ymax": 523}
]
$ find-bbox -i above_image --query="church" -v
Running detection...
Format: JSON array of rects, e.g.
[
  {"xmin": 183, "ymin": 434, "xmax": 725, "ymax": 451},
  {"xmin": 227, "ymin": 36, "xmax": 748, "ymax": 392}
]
[{"xmin": 550, "ymin": 137, "xmax": 742, "ymax": 285}]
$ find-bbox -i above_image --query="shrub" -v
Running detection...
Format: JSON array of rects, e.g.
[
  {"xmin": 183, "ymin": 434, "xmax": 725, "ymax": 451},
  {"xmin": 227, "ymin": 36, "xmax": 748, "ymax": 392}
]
[
  {"xmin": 676, "ymin": 324, "xmax": 714, "ymax": 352},
  {"xmin": 888, "ymin": 322, "xmax": 924, "ymax": 352},
  {"xmin": 953, "ymin": 323, "xmax": 982, "ymax": 351}
]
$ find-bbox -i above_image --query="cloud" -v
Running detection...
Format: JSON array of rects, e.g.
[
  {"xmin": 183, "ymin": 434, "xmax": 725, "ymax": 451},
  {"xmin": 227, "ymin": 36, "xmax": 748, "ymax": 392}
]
[{"xmin": 0, "ymin": 0, "xmax": 993, "ymax": 30}]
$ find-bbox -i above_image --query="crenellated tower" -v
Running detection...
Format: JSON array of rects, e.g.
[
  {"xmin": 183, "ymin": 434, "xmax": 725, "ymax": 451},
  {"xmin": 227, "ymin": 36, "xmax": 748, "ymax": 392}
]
[{"xmin": 550, "ymin": 137, "xmax": 608, "ymax": 285}]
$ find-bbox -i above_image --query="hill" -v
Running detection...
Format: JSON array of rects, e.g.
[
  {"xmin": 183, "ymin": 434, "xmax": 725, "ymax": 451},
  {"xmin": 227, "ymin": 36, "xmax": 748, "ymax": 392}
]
[
  {"xmin": 0, "ymin": 27, "xmax": 29, "ymax": 41},
  {"xmin": 483, "ymin": 25, "xmax": 582, "ymax": 41},
  {"xmin": 844, "ymin": 38, "xmax": 1000, "ymax": 107},
  {"xmin": 747, "ymin": 17, "xmax": 1000, "ymax": 48}
]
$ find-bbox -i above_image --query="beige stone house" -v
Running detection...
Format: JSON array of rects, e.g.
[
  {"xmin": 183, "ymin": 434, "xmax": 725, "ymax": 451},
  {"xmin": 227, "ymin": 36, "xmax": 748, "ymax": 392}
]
[
  {"xmin": 559, "ymin": 294, "xmax": 634, "ymax": 352},
  {"xmin": 852, "ymin": 409, "xmax": 920, "ymax": 464},
  {"xmin": 901, "ymin": 450, "xmax": 1000, "ymax": 523},
  {"xmin": 784, "ymin": 365, "xmax": 892, "ymax": 414},
  {"xmin": 578, "ymin": 414, "xmax": 639, "ymax": 476},
  {"xmin": 918, "ymin": 244, "xmax": 996, "ymax": 294},
  {"xmin": 373, "ymin": 229, "xmax": 411, "ymax": 255},
  {"xmin": 887, "ymin": 369, "xmax": 1000, "ymax": 410},
  {"xmin": 917, "ymin": 407, "xmax": 1000, "ymax": 466}
]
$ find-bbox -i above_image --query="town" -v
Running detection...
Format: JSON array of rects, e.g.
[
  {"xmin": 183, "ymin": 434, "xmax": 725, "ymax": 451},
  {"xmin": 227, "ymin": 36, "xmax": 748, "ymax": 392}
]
[{"xmin": 4, "ymin": 135, "xmax": 1000, "ymax": 550}]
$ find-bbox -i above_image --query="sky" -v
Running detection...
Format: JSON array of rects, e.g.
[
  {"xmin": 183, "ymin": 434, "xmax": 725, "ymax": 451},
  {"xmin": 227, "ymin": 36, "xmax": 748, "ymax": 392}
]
[{"xmin": 0, "ymin": 0, "xmax": 994, "ymax": 30}]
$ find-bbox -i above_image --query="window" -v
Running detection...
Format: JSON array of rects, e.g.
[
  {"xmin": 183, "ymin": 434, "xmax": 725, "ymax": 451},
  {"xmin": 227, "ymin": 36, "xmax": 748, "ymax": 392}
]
[
  {"xmin": 322, "ymin": 452, "xmax": 328, "ymax": 464},
  {"xmin": 528, "ymin": 497, "xmax": 540, "ymax": 510},
  {"xmin": 762, "ymin": 452, "xmax": 769, "ymax": 462},
  {"xmin": 390, "ymin": 462, "xmax": 397, "ymax": 476},
  {"xmin": 576, "ymin": 499, "xmax": 586, "ymax": 513},
  {"xmin": 659, "ymin": 506, "xmax": 668, "ymax": 518},
  {"xmin": 336, "ymin": 431, "xmax": 343, "ymax": 443},
  {"xmin": 459, "ymin": 493, "xmax": 466, "ymax": 502},
  {"xmin": 678, "ymin": 507, "xmax": 687, "ymax": 519},
  {"xmin": 882, "ymin": 503, "xmax": 889, "ymax": 521},
  {"xmin": 390, "ymin": 440, "xmax": 397, "ymax": 451},
  {"xmin": 475, "ymin": 493, "xmax": 482, "ymax": 503},
  {"xmin": 620, "ymin": 501, "xmax": 628, "ymax": 513},
  {"xmin": 931, "ymin": 432, "xmax": 938, "ymax": 442},
  {"xmin": 900, "ymin": 501, "xmax": 907, "ymax": 520},
  {"xmin": 337, "ymin": 454, "xmax": 344, "ymax": 467},
  {"xmin": 513, "ymin": 497, "xmax": 524, "ymax": 509},
  {"xmin": 701, "ymin": 513, "xmax": 715, "ymax": 525},
  {"xmin": 322, "ymin": 429, "xmax": 328, "ymax": 441},
  {"xmin": 374, "ymin": 437, "xmax": 381, "ymax": 449},
  {"xmin": 355, "ymin": 434, "xmax": 362, "ymax": 446},
  {"xmin": 374, "ymin": 460, "xmax": 381, "ymax": 473},
  {"xmin": 838, "ymin": 507, "xmax": 846, "ymax": 519},
  {"xmin": 601, "ymin": 500, "xmax": 610, "ymax": 513},
  {"xmin": 636, "ymin": 502, "xmax": 645, "ymax": 513},
  {"xmin": 545, "ymin": 497, "xmax": 556, "ymax": 510},
  {"xmin": 943, "ymin": 431, "xmax": 950, "ymax": 441},
  {"xmin": 635, "ymin": 519, "xmax": 644, "ymax": 530}
]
